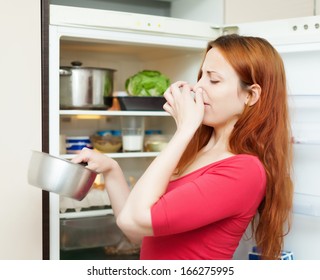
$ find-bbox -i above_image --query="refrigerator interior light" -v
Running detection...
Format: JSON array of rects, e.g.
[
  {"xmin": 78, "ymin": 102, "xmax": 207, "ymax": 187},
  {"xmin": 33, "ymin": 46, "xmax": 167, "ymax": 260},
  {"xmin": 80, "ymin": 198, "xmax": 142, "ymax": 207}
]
[{"xmin": 76, "ymin": 115, "xmax": 102, "ymax": 120}]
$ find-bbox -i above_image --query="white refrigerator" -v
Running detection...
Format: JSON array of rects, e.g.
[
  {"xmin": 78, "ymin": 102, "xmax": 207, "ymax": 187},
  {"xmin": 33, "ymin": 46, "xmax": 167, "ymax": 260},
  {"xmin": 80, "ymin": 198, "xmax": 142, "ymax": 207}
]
[{"xmin": 48, "ymin": 5, "xmax": 320, "ymax": 260}]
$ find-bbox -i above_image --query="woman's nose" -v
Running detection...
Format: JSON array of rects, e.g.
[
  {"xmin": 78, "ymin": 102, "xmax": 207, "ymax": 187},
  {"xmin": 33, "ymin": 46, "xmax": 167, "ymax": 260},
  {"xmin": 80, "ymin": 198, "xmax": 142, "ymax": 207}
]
[{"xmin": 192, "ymin": 82, "xmax": 202, "ymax": 93}]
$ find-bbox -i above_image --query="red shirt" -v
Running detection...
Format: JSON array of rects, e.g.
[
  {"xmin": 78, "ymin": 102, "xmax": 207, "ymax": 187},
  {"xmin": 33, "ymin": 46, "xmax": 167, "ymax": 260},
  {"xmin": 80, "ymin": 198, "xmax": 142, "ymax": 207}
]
[{"xmin": 140, "ymin": 154, "xmax": 266, "ymax": 260}]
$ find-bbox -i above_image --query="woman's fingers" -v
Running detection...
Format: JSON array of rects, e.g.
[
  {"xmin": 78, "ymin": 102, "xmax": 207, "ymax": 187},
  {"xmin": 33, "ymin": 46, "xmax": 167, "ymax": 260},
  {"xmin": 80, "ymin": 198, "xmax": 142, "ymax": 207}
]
[
  {"xmin": 71, "ymin": 147, "xmax": 91, "ymax": 164},
  {"xmin": 71, "ymin": 148, "xmax": 113, "ymax": 174},
  {"xmin": 163, "ymin": 102, "xmax": 173, "ymax": 115},
  {"xmin": 163, "ymin": 81, "xmax": 187, "ymax": 106}
]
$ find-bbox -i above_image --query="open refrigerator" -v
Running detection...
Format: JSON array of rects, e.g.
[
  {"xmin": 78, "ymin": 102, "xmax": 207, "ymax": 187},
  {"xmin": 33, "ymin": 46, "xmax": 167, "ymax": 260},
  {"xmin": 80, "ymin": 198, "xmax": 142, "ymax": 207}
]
[{"xmin": 48, "ymin": 5, "xmax": 320, "ymax": 260}]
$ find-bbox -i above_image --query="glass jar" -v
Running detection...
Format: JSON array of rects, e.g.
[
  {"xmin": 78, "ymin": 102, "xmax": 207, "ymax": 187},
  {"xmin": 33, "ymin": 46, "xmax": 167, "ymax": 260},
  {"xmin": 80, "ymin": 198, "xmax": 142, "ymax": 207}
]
[{"xmin": 144, "ymin": 131, "xmax": 169, "ymax": 152}]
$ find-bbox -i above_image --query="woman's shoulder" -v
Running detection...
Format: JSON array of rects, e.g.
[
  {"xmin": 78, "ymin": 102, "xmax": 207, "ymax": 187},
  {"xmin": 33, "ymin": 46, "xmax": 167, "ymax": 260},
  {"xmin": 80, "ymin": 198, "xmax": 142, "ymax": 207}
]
[
  {"xmin": 211, "ymin": 154, "xmax": 267, "ymax": 187},
  {"xmin": 191, "ymin": 153, "xmax": 264, "ymax": 172},
  {"xmin": 171, "ymin": 153, "xmax": 265, "ymax": 183},
  {"xmin": 213, "ymin": 154, "xmax": 265, "ymax": 175},
  {"xmin": 218, "ymin": 153, "xmax": 263, "ymax": 166}
]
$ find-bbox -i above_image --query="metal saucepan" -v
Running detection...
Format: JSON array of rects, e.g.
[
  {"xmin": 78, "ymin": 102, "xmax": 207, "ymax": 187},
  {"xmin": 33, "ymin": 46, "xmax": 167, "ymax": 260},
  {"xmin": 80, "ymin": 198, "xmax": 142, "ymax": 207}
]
[
  {"xmin": 60, "ymin": 61, "xmax": 116, "ymax": 109},
  {"xmin": 27, "ymin": 151, "xmax": 98, "ymax": 201}
]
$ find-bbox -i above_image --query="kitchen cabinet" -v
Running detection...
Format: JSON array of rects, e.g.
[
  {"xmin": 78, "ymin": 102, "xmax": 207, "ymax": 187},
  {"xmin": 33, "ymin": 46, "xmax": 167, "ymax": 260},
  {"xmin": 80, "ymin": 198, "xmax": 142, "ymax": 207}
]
[
  {"xmin": 225, "ymin": 0, "xmax": 316, "ymax": 23},
  {"xmin": 50, "ymin": 0, "xmax": 224, "ymax": 24},
  {"xmin": 49, "ymin": 4, "xmax": 320, "ymax": 260}
]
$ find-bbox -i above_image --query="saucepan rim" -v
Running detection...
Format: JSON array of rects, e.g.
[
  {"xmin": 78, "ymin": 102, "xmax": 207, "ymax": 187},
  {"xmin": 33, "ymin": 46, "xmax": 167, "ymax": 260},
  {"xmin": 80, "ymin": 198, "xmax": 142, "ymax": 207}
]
[{"xmin": 30, "ymin": 150, "xmax": 98, "ymax": 174}]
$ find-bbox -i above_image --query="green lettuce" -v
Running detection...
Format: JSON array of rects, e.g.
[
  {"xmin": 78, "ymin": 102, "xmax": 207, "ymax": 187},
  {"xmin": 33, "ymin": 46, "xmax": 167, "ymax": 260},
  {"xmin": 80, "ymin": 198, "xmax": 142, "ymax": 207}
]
[{"xmin": 125, "ymin": 70, "xmax": 170, "ymax": 96}]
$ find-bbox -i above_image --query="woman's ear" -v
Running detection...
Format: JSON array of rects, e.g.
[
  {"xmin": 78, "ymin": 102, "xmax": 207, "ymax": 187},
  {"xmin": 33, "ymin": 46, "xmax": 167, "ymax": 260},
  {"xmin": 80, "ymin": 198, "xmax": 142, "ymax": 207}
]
[{"xmin": 246, "ymin": 84, "xmax": 261, "ymax": 106}]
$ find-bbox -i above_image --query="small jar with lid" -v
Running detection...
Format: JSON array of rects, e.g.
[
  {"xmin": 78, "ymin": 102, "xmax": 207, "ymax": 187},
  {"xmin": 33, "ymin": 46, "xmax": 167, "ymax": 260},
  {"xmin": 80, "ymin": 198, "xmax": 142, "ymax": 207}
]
[
  {"xmin": 66, "ymin": 136, "xmax": 93, "ymax": 154},
  {"xmin": 144, "ymin": 130, "xmax": 169, "ymax": 152}
]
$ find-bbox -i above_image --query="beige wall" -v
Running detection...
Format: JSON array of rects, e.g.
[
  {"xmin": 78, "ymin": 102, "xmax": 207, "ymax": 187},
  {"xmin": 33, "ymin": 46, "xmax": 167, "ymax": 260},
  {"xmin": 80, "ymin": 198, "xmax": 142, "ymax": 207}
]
[{"xmin": 0, "ymin": 0, "xmax": 42, "ymax": 259}]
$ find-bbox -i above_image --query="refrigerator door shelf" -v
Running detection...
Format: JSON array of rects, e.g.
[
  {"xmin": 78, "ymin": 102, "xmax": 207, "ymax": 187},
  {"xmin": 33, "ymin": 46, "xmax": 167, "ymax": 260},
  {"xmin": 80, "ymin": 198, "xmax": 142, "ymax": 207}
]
[
  {"xmin": 293, "ymin": 192, "xmax": 320, "ymax": 217},
  {"xmin": 293, "ymin": 138, "xmax": 320, "ymax": 145}
]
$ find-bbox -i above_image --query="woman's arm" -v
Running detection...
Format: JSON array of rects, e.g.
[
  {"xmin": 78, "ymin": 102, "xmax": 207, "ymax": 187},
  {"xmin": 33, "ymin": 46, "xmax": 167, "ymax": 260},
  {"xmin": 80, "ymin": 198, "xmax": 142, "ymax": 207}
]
[
  {"xmin": 116, "ymin": 128, "xmax": 194, "ymax": 241},
  {"xmin": 71, "ymin": 149, "xmax": 130, "ymax": 219},
  {"xmin": 117, "ymin": 82, "xmax": 204, "ymax": 242}
]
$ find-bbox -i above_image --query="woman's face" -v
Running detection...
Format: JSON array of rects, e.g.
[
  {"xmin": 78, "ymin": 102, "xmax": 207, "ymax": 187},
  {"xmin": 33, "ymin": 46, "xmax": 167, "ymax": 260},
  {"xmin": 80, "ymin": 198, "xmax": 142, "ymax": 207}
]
[{"xmin": 194, "ymin": 47, "xmax": 248, "ymax": 129}]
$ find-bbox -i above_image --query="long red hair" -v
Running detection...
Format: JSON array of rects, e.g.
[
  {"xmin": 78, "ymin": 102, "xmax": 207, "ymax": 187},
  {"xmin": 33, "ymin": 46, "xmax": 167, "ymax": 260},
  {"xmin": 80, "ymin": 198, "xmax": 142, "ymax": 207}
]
[{"xmin": 175, "ymin": 34, "xmax": 293, "ymax": 259}]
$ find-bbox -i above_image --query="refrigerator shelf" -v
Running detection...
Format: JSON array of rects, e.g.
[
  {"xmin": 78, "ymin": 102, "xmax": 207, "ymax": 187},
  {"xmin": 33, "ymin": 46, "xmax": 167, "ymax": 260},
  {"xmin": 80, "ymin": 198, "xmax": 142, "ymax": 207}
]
[
  {"xmin": 61, "ymin": 152, "xmax": 159, "ymax": 159},
  {"xmin": 60, "ymin": 110, "xmax": 170, "ymax": 117},
  {"xmin": 60, "ymin": 209, "xmax": 113, "ymax": 219}
]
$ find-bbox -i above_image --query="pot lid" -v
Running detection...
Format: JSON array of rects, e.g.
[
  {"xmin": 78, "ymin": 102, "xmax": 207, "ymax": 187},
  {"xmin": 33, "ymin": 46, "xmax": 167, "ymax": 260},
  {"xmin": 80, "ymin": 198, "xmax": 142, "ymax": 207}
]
[{"xmin": 60, "ymin": 61, "xmax": 116, "ymax": 71}]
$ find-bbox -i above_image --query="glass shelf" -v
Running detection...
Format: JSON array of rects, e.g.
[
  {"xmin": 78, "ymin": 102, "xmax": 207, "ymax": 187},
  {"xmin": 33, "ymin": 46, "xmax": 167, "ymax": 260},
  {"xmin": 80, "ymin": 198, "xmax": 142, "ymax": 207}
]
[
  {"xmin": 61, "ymin": 152, "xmax": 159, "ymax": 159},
  {"xmin": 60, "ymin": 110, "xmax": 170, "ymax": 117},
  {"xmin": 60, "ymin": 209, "xmax": 113, "ymax": 219}
]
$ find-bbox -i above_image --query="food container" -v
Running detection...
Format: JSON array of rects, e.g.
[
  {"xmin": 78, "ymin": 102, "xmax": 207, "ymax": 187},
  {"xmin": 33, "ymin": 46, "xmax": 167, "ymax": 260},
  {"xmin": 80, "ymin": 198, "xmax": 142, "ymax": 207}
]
[
  {"xmin": 90, "ymin": 130, "xmax": 122, "ymax": 153},
  {"xmin": 248, "ymin": 246, "xmax": 294, "ymax": 260},
  {"xmin": 144, "ymin": 133, "xmax": 169, "ymax": 152},
  {"xmin": 60, "ymin": 214, "xmax": 124, "ymax": 250},
  {"xmin": 28, "ymin": 151, "xmax": 98, "ymax": 201},
  {"xmin": 60, "ymin": 61, "xmax": 116, "ymax": 109},
  {"xmin": 117, "ymin": 96, "xmax": 166, "ymax": 111},
  {"xmin": 66, "ymin": 136, "xmax": 93, "ymax": 154}
]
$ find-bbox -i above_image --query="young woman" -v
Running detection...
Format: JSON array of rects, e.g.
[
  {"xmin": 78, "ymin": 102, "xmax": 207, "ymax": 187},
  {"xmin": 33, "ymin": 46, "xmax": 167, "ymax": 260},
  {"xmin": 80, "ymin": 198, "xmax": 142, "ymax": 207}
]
[{"xmin": 73, "ymin": 34, "xmax": 293, "ymax": 260}]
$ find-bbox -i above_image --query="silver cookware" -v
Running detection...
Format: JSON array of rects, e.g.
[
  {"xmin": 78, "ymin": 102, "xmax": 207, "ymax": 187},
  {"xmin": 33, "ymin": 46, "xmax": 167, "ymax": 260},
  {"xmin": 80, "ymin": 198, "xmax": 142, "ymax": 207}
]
[
  {"xmin": 60, "ymin": 61, "xmax": 115, "ymax": 109},
  {"xmin": 27, "ymin": 151, "xmax": 98, "ymax": 201}
]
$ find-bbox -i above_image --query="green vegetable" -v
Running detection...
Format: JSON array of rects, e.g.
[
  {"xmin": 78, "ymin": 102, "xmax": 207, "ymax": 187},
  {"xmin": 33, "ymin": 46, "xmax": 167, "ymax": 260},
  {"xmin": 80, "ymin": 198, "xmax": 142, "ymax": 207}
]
[{"xmin": 125, "ymin": 70, "xmax": 170, "ymax": 96}]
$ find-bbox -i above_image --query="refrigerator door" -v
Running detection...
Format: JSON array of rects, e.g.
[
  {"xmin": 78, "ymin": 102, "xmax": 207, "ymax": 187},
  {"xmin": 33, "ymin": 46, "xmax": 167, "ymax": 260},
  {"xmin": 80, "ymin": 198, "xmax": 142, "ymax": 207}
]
[{"xmin": 234, "ymin": 16, "xmax": 320, "ymax": 260}]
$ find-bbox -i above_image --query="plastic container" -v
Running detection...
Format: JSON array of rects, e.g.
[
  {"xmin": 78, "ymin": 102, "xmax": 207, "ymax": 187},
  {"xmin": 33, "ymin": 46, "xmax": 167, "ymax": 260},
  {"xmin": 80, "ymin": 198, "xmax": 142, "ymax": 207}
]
[
  {"xmin": 145, "ymin": 129, "xmax": 162, "ymax": 136},
  {"xmin": 144, "ymin": 134, "xmax": 169, "ymax": 152},
  {"xmin": 117, "ymin": 96, "xmax": 165, "ymax": 111},
  {"xmin": 66, "ymin": 136, "xmax": 93, "ymax": 154},
  {"xmin": 60, "ymin": 214, "xmax": 124, "ymax": 250},
  {"xmin": 90, "ymin": 130, "xmax": 122, "ymax": 153}
]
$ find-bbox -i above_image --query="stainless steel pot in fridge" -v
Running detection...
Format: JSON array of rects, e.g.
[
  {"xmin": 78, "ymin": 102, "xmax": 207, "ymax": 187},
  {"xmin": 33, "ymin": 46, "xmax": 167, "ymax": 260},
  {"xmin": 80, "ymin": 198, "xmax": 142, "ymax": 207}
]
[
  {"xmin": 60, "ymin": 61, "xmax": 115, "ymax": 109},
  {"xmin": 28, "ymin": 151, "xmax": 98, "ymax": 201}
]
